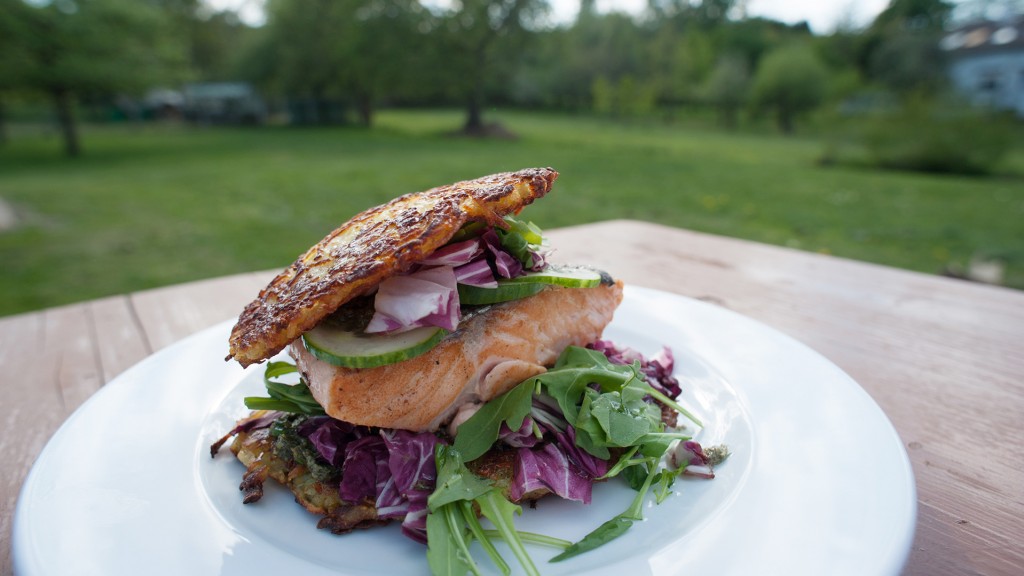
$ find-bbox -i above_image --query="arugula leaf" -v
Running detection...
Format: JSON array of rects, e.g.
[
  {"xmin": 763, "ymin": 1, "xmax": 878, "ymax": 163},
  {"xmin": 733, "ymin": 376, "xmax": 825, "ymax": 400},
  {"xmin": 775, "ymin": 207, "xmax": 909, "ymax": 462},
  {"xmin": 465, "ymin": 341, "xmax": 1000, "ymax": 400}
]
[
  {"xmin": 427, "ymin": 445, "xmax": 543, "ymax": 576},
  {"xmin": 549, "ymin": 516, "xmax": 633, "ymax": 563},
  {"xmin": 599, "ymin": 445, "xmax": 642, "ymax": 480},
  {"xmin": 476, "ymin": 491, "xmax": 539, "ymax": 576},
  {"xmin": 244, "ymin": 361, "xmax": 325, "ymax": 415},
  {"xmin": 426, "ymin": 507, "xmax": 479, "ymax": 576},
  {"xmin": 428, "ymin": 445, "xmax": 494, "ymax": 511},
  {"xmin": 503, "ymin": 215, "xmax": 544, "ymax": 245},
  {"xmin": 452, "ymin": 380, "xmax": 533, "ymax": 461},
  {"xmin": 263, "ymin": 360, "xmax": 298, "ymax": 380},
  {"xmin": 481, "ymin": 530, "xmax": 572, "ymax": 550},
  {"xmin": 459, "ymin": 500, "xmax": 510, "ymax": 576},
  {"xmin": 497, "ymin": 215, "xmax": 545, "ymax": 268}
]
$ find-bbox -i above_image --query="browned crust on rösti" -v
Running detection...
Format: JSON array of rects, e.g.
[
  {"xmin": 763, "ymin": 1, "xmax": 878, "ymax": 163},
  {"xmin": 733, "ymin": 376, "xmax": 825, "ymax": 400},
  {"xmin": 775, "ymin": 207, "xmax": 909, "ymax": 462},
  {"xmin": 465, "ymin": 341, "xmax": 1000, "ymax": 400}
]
[{"xmin": 228, "ymin": 168, "xmax": 558, "ymax": 367}]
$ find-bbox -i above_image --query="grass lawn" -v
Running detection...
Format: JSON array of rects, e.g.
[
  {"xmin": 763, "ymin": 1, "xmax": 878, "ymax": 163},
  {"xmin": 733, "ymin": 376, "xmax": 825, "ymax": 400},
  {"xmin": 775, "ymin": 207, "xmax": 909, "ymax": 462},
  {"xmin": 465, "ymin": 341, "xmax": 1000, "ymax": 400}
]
[{"xmin": 1, "ymin": 109, "xmax": 1021, "ymax": 317}]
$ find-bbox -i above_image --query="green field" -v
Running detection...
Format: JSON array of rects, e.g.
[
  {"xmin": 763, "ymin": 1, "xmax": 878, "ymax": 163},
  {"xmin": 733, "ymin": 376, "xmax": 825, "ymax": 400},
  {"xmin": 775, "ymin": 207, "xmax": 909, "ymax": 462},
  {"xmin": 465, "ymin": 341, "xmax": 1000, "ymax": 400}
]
[{"xmin": 1, "ymin": 109, "xmax": 1021, "ymax": 317}]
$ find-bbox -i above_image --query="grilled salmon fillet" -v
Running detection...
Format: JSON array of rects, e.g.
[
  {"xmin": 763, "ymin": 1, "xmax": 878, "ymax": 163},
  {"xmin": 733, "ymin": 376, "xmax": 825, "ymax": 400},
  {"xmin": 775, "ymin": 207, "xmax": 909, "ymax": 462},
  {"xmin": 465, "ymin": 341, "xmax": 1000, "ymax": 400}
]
[
  {"xmin": 291, "ymin": 281, "xmax": 624, "ymax": 431},
  {"xmin": 228, "ymin": 168, "xmax": 558, "ymax": 367}
]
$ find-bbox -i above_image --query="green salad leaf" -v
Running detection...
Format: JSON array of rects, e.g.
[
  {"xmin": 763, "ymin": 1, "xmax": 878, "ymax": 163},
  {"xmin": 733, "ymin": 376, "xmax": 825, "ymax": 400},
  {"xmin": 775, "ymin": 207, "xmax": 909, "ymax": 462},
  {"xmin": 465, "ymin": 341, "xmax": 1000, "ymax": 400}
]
[
  {"xmin": 243, "ymin": 361, "xmax": 325, "ymax": 415},
  {"xmin": 426, "ymin": 445, "xmax": 545, "ymax": 576}
]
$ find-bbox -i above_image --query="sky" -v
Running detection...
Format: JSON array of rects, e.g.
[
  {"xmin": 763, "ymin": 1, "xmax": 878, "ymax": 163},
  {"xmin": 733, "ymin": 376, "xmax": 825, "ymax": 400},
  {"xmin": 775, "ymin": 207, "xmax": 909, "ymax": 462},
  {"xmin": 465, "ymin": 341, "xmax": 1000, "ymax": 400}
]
[{"xmin": 210, "ymin": 0, "xmax": 892, "ymax": 35}]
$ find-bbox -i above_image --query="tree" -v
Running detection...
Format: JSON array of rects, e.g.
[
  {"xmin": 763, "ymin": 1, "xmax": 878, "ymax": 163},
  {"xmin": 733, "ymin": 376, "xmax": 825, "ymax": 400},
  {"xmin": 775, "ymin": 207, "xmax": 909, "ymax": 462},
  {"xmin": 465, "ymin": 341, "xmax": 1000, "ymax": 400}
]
[
  {"xmin": 702, "ymin": 53, "xmax": 750, "ymax": 128},
  {"xmin": 433, "ymin": 0, "xmax": 548, "ymax": 134},
  {"xmin": 559, "ymin": 12, "xmax": 648, "ymax": 110},
  {"xmin": 857, "ymin": 0, "xmax": 952, "ymax": 95},
  {"xmin": 750, "ymin": 44, "xmax": 827, "ymax": 133},
  {"xmin": 256, "ymin": 0, "xmax": 428, "ymax": 126},
  {"xmin": 0, "ymin": 0, "xmax": 186, "ymax": 156},
  {"xmin": 0, "ymin": 0, "xmax": 35, "ymax": 144}
]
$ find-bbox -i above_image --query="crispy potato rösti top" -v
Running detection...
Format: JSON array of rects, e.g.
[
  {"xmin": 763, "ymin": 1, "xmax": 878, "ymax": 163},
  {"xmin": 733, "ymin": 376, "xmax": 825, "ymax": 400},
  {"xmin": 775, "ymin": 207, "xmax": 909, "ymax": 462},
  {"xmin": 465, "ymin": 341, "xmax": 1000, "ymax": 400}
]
[{"xmin": 227, "ymin": 167, "xmax": 558, "ymax": 367}]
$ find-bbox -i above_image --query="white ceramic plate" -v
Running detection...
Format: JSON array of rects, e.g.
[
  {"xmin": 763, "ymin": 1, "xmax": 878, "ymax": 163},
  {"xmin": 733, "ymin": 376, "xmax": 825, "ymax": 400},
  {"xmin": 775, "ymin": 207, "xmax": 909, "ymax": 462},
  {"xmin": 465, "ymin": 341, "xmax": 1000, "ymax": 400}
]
[{"xmin": 13, "ymin": 286, "xmax": 915, "ymax": 576}]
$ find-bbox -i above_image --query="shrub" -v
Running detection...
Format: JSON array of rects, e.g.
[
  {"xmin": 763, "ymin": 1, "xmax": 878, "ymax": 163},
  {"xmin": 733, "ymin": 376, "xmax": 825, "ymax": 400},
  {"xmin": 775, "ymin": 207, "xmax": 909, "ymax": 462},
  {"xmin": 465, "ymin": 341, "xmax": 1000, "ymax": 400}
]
[{"xmin": 861, "ymin": 96, "xmax": 1014, "ymax": 175}]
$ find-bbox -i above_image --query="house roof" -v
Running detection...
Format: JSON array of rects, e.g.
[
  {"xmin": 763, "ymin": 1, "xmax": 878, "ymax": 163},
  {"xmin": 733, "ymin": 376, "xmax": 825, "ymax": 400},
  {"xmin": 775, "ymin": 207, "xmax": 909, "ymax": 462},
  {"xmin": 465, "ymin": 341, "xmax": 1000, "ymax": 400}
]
[{"xmin": 941, "ymin": 18, "xmax": 1024, "ymax": 55}]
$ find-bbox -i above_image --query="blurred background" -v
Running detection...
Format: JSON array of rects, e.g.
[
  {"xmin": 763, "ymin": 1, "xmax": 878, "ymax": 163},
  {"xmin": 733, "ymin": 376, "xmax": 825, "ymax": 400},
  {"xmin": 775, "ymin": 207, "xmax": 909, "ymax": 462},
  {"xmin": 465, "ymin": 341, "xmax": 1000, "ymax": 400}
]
[{"xmin": 0, "ymin": 0, "xmax": 1021, "ymax": 317}]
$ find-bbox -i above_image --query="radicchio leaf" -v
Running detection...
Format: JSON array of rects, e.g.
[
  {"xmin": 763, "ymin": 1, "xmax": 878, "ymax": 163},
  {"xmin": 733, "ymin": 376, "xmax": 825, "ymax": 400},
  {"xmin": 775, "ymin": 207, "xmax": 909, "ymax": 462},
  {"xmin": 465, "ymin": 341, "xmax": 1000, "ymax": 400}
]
[
  {"xmin": 590, "ymin": 340, "xmax": 682, "ymax": 399},
  {"xmin": 482, "ymin": 229, "xmax": 525, "ymax": 279},
  {"xmin": 301, "ymin": 417, "xmax": 358, "ymax": 467},
  {"xmin": 511, "ymin": 442, "xmax": 595, "ymax": 504},
  {"xmin": 498, "ymin": 417, "xmax": 540, "ymax": 448},
  {"xmin": 366, "ymin": 266, "xmax": 460, "ymax": 333},
  {"xmin": 453, "ymin": 259, "xmax": 498, "ymax": 288},
  {"xmin": 555, "ymin": 425, "xmax": 609, "ymax": 480},
  {"xmin": 669, "ymin": 440, "xmax": 716, "ymax": 479},
  {"xmin": 417, "ymin": 238, "xmax": 483, "ymax": 267},
  {"xmin": 380, "ymin": 429, "xmax": 443, "ymax": 543},
  {"xmin": 338, "ymin": 435, "xmax": 389, "ymax": 502}
]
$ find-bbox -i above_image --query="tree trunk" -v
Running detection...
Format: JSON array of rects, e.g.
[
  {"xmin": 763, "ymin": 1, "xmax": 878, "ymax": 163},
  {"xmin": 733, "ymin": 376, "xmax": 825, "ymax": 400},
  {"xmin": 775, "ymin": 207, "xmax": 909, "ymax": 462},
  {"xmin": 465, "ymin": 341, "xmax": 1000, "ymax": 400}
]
[
  {"xmin": 719, "ymin": 104, "xmax": 738, "ymax": 130},
  {"xmin": 52, "ymin": 87, "xmax": 80, "ymax": 157},
  {"xmin": 356, "ymin": 92, "xmax": 373, "ymax": 127},
  {"xmin": 0, "ymin": 96, "xmax": 7, "ymax": 146},
  {"xmin": 777, "ymin": 107, "xmax": 794, "ymax": 135},
  {"xmin": 463, "ymin": 93, "xmax": 484, "ymax": 134},
  {"xmin": 462, "ymin": 48, "xmax": 487, "ymax": 134}
]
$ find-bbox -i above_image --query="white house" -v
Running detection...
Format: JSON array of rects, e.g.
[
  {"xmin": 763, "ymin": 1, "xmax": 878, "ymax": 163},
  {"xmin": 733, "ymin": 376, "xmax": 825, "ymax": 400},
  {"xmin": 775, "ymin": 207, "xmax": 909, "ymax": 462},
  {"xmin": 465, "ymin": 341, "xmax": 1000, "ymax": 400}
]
[{"xmin": 942, "ymin": 17, "xmax": 1024, "ymax": 117}]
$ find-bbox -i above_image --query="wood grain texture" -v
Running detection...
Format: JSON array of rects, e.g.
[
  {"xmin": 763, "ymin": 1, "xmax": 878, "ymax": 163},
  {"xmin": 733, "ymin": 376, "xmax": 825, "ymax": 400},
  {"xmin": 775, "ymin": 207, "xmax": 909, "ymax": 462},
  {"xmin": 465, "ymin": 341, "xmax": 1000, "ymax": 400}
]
[
  {"xmin": 130, "ymin": 271, "xmax": 276, "ymax": 351},
  {"xmin": 88, "ymin": 295, "xmax": 152, "ymax": 383},
  {"xmin": 2, "ymin": 220, "xmax": 1022, "ymax": 576}
]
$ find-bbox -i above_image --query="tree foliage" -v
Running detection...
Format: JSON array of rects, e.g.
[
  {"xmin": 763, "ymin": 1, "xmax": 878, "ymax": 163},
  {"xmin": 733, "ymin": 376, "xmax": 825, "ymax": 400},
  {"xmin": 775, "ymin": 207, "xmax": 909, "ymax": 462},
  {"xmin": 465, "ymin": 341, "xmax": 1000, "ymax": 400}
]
[
  {"xmin": 701, "ymin": 53, "xmax": 749, "ymax": 128},
  {"xmin": 0, "ymin": 0, "xmax": 187, "ymax": 155},
  {"xmin": 857, "ymin": 0, "xmax": 953, "ymax": 95},
  {"xmin": 750, "ymin": 44, "xmax": 828, "ymax": 133},
  {"xmin": 432, "ymin": 0, "xmax": 549, "ymax": 133}
]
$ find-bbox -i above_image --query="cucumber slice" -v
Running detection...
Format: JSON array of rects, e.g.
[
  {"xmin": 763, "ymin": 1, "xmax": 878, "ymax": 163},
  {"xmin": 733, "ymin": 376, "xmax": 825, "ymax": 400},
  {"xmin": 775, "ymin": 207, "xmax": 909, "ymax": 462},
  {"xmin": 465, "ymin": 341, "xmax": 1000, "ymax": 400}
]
[
  {"xmin": 302, "ymin": 324, "xmax": 447, "ymax": 369},
  {"xmin": 458, "ymin": 282, "xmax": 546, "ymax": 305},
  {"xmin": 505, "ymin": 265, "xmax": 604, "ymax": 288}
]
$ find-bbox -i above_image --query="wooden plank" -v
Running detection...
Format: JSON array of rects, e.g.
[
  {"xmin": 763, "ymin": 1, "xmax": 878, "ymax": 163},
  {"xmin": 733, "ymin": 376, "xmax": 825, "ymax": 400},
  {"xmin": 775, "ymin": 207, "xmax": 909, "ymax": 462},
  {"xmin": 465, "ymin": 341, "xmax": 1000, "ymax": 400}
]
[
  {"xmin": 0, "ymin": 311, "xmax": 67, "ymax": 576},
  {"xmin": 42, "ymin": 304, "xmax": 104, "ymax": 414},
  {"xmin": 88, "ymin": 295, "xmax": 152, "ymax": 383},
  {"xmin": 130, "ymin": 270, "xmax": 276, "ymax": 351}
]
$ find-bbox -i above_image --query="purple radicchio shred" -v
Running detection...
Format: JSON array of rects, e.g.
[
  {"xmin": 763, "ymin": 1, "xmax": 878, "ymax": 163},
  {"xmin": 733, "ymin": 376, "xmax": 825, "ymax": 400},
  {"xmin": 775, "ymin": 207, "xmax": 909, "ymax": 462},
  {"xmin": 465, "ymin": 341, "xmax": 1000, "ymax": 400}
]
[
  {"xmin": 498, "ymin": 417, "xmax": 540, "ymax": 448},
  {"xmin": 209, "ymin": 410, "xmax": 284, "ymax": 457},
  {"xmin": 242, "ymin": 410, "xmax": 286, "ymax": 432},
  {"xmin": 481, "ymin": 229, "xmax": 525, "ymax": 279},
  {"xmin": 527, "ymin": 248, "xmax": 547, "ymax": 271},
  {"xmin": 338, "ymin": 435, "xmax": 389, "ymax": 503},
  {"xmin": 589, "ymin": 340, "xmax": 683, "ymax": 399},
  {"xmin": 529, "ymin": 395, "xmax": 568, "ymax": 434},
  {"xmin": 502, "ymin": 398, "xmax": 608, "ymax": 501},
  {"xmin": 510, "ymin": 442, "xmax": 597, "ymax": 504},
  {"xmin": 301, "ymin": 416, "xmax": 359, "ymax": 467},
  {"xmin": 365, "ymin": 265, "xmax": 461, "ymax": 333},
  {"xmin": 670, "ymin": 440, "xmax": 716, "ymax": 479},
  {"xmin": 454, "ymin": 258, "xmax": 498, "ymax": 288},
  {"xmin": 417, "ymin": 238, "xmax": 483, "ymax": 267},
  {"xmin": 379, "ymin": 429, "xmax": 443, "ymax": 543},
  {"xmin": 555, "ymin": 425, "xmax": 609, "ymax": 480}
]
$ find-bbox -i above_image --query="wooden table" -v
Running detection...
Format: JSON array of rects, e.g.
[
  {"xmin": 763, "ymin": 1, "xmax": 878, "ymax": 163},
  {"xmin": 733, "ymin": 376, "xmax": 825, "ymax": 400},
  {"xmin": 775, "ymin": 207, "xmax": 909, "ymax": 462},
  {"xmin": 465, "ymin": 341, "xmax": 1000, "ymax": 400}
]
[{"xmin": 2, "ymin": 220, "xmax": 1022, "ymax": 575}]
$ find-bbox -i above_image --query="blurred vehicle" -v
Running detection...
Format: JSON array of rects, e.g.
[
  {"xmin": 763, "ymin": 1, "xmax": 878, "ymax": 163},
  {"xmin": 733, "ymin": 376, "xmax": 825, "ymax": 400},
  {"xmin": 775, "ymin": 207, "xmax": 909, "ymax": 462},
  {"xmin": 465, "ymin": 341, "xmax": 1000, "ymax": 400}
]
[{"xmin": 182, "ymin": 82, "xmax": 267, "ymax": 125}]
